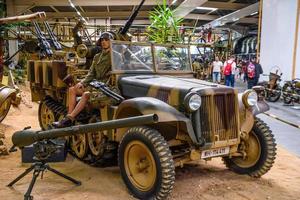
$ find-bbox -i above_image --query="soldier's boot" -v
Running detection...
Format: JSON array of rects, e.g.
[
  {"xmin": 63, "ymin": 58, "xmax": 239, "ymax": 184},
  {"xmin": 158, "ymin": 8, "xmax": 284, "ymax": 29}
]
[{"xmin": 52, "ymin": 115, "xmax": 75, "ymax": 128}]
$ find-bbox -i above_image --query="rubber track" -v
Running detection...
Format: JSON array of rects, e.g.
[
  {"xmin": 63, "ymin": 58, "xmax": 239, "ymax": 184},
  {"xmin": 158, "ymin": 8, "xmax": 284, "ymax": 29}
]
[{"xmin": 43, "ymin": 96, "xmax": 115, "ymax": 167}]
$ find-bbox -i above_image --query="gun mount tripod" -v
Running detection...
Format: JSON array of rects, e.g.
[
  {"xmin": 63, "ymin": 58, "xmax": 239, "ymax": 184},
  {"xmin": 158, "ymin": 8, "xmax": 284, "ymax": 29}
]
[{"xmin": 7, "ymin": 140, "xmax": 81, "ymax": 200}]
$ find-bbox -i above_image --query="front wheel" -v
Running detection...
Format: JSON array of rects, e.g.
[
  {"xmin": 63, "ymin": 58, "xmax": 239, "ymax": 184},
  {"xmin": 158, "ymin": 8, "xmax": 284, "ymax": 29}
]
[
  {"xmin": 266, "ymin": 86, "xmax": 281, "ymax": 102},
  {"xmin": 118, "ymin": 127, "xmax": 175, "ymax": 200},
  {"xmin": 223, "ymin": 118, "xmax": 277, "ymax": 177}
]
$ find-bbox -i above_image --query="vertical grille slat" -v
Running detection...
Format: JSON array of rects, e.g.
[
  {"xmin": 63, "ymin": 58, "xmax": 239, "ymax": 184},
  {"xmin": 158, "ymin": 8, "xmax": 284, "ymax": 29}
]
[{"xmin": 199, "ymin": 93, "xmax": 239, "ymax": 144}]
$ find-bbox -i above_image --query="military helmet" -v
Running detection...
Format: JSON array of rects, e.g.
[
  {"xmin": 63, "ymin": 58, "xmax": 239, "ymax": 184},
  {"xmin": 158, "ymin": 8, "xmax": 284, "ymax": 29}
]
[{"xmin": 99, "ymin": 32, "xmax": 115, "ymax": 41}]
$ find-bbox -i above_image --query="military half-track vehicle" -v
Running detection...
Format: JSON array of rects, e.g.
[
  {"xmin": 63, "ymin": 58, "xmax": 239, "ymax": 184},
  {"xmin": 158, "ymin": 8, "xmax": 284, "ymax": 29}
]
[{"xmin": 27, "ymin": 39, "xmax": 277, "ymax": 199}]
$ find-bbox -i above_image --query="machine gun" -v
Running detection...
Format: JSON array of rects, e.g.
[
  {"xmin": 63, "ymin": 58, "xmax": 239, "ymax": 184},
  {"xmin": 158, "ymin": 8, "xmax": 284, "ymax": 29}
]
[
  {"xmin": 118, "ymin": 0, "xmax": 146, "ymax": 35},
  {"xmin": 33, "ymin": 21, "xmax": 53, "ymax": 58},
  {"xmin": 89, "ymin": 80, "xmax": 125, "ymax": 103},
  {"xmin": 43, "ymin": 21, "xmax": 62, "ymax": 50}
]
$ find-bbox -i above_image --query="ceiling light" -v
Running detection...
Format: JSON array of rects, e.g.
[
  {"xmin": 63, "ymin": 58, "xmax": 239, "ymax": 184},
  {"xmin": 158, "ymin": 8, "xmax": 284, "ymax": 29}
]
[
  {"xmin": 68, "ymin": 0, "xmax": 75, "ymax": 8},
  {"xmin": 232, "ymin": 18, "xmax": 239, "ymax": 22},
  {"xmin": 196, "ymin": 7, "xmax": 218, "ymax": 11},
  {"xmin": 250, "ymin": 11, "xmax": 258, "ymax": 16}
]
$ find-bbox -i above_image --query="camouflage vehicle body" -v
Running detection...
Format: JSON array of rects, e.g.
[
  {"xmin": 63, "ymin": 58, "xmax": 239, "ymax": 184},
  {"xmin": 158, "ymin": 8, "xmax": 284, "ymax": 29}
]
[{"xmin": 27, "ymin": 40, "xmax": 276, "ymax": 199}]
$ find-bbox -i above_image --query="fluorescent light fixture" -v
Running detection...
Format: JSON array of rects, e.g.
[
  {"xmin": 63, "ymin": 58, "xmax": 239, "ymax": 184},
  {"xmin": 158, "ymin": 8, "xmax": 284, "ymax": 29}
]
[
  {"xmin": 232, "ymin": 18, "xmax": 239, "ymax": 22},
  {"xmin": 68, "ymin": 0, "xmax": 75, "ymax": 8},
  {"xmin": 196, "ymin": 7, "xmax": 218, "ymax": 11},
  {"xmin": 171, "ymin": 0, "xmax": 177, "ymax": 4},
  {"xmin": 250, "ymin": 11, "xmax": 258, "ymax": 16}
]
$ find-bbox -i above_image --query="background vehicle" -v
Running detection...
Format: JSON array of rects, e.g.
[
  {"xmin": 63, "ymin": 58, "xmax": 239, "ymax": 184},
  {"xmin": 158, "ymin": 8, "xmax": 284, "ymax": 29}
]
[
  {"xmin": 259, "ymin": 67, "xmax": 282, "ymax": 102},
  {"xmin": 282, "ymin": 78, "xmax": 300, "ymax": 105},
  {"xmin": 27, "ymin": 40, "xmax": 277, "ymax": 199}
]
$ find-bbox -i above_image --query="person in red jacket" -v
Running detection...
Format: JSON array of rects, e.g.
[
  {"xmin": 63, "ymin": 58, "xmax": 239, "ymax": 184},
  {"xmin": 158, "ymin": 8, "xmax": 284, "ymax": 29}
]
[{"xmin": 223, "ymin": 55, "xmax": 236, "ymax": 87}]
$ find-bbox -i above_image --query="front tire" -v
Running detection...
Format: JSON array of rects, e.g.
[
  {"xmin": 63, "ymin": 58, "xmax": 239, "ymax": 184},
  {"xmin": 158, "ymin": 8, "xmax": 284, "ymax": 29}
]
[
  {"xmin": 223, "ymin": 118, "xmax": 277, "ymax": 177},
  {"xmin": 118, "ymin": 127, "xmax": 175, "ymax": 200}
]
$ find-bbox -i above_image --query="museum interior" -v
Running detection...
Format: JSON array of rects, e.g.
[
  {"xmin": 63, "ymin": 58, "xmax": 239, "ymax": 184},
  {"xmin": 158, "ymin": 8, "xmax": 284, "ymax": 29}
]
[{"xmin": 0, "ymin": 0, "xmax": 299, "ymax": 200}]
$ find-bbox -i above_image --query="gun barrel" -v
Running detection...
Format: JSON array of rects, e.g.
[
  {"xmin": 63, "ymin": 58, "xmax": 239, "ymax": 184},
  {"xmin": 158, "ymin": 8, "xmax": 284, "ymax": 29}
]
[
  {"xmin": 119, "ymin": 0, "xmax": 146, "ymax": 35},
  {"xmin": 12, "ymin": 114, "xmax": 158, "ymax": 148}
]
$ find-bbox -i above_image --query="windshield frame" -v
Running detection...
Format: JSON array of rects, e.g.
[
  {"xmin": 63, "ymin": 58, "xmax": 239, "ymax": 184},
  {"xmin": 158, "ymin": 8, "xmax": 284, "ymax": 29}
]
[
  {"xmin": 110, "ymin": 40, "xmax": 193, "ymax": 74},
  {"xmin": 110, "ymin": 40, "xmax": 155, "ymax": 73},
  {"xmin": 153, "ymin": 43, "xmax": 193, "ymax": 74}
]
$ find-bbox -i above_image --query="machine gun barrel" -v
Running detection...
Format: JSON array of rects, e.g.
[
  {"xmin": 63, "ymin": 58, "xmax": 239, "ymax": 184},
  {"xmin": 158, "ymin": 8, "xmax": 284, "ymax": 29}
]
[
  {"xmin": 119, "ymin": 0, "xmax": 146, "ymax": 35},
  {"xmin": 44, "ymin": 21, "xmax": 62, "ymax": 50},
  {"xmin": 12, "ymin": 114, "xmax": 158, "ymax": 148},
  {"xmin": 33, "ymin": 21, "xmax": 53, "ymax": 57}
]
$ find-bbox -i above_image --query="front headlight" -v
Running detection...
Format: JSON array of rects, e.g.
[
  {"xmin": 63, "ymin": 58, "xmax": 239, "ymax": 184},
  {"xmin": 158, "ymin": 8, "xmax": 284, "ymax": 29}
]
[
  {"xmin": 242, "ymin": 90, "xmax": 258, "ymax": 107},
  {"xmin": 184, "ymin": 93, "xmax": 202, "ymax": 112}
]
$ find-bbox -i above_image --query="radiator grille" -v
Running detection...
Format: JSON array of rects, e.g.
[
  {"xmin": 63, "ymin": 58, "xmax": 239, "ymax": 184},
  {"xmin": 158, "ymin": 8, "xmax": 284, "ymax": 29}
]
[{"xmin": 199, "ymin": 94, "xmax": 239, "ymax": 143}]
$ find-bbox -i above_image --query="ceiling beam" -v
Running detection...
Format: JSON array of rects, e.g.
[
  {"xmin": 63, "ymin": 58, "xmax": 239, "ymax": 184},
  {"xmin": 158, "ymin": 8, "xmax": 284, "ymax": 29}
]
[
  {"xmin": 50, "ymin": 6, "xmax": 59, "ymax": 13},
  {"xmin": 204, "ymin": 2, "xmax": 259, "ymax": 28},
  {"xmin": 45, "ymin": 11, "xmax": 150, "ymax": 18},
  {"xmin": 174, "ymin": 0, "xmax": 208, "ymax": 18},
  {"xmin": 201, "ymin": 2, "xmax": 248, "ymax": 10},
  {"xmin": 13, "ymin": 0, "xmax": 158, "ymax": 6},
  {"xmin": 184, "ymin": 14, "xmax": 217, "ymax": 21}
]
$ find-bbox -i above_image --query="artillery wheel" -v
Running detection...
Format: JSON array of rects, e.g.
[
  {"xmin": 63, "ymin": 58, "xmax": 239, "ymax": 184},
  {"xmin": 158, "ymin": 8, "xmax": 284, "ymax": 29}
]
[
  {"xmin": 282, "ymin": 84, "xmax": 293, "ymax": 104},
  {"xmin": 118, "ymin": 127, "xmax": 175, "ymax": 200},
  {"xmin": 71, "ymin": 132, "xmax": 88, "ymax": 159},
  {"xmin": 0, "ymin": 96, "xmax": 12, "ymax": 122},
  {"xmin": 223, "ymin": 118, "xmax": 277, "ymax": 177},
  {"xmin": 266, "ymin": 86, "xmax": 281, "ymax": 102},
  {"xmin": 87, "ymin": 117, "xmax": 106, "ymax": 157},
  {"xmin": 38, "ymin": 100, "xmax": 56, "ymax": 130}
]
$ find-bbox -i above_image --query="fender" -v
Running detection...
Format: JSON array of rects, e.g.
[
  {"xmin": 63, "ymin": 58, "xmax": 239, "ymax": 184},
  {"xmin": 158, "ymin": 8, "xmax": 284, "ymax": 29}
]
[
  {"xmin": 115, "ymin": 97, "xmax": 197, "ymax": 144},
  {"xmin": 238, "ymin": 88, "xmax": 270, "ymax": 134},
  {"xmin": 0, "ymin": 85, "xmax": 16, "ymax": 105}
]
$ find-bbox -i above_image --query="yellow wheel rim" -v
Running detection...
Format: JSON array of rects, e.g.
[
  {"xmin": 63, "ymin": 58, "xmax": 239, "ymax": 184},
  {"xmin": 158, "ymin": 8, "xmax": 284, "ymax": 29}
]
[
  {"xmin": 71, "ymin": 133, "xmax": 87, "ymax": 159},
  {"xmin": 40, "ymin": 102, "xmax": 55, "ymax": 130},
  {"xmin": 124, "ymin": 141, "xmax": 157, "ymax": 192},
  {"xmin": 0, "ymin": 97, "xmax": 11, "ymax": 121},
  {"xmin": 234, "ymin": 131, "xmax": 261, "ymax": 168},
  {"xmin": 87, "ymin": 131, "xmax": 104, "ymax": 156}
]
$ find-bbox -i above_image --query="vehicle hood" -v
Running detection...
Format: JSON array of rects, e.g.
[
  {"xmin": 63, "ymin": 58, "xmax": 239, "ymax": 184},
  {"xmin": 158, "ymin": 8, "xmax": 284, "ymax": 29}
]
[{"xmin": 118, "ymin": 75, "xmax": 236, "ymax": 106}]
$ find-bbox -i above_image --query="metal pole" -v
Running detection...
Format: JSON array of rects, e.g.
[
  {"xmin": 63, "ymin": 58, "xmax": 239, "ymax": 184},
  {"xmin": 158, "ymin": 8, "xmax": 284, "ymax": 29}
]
[
  {"xmin": 292, "ymin": 0, "xmax": 300, "ymax": 80},
  {"xmin": 256, "ymin": 0, "xmax": 263, "ymax": 62}
]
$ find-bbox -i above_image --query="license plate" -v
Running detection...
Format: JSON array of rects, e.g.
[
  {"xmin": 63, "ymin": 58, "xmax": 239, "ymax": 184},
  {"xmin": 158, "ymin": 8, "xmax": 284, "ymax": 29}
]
[{"xmin": 201, "ymin": 147, "xmax": 230, "ymax": 159}]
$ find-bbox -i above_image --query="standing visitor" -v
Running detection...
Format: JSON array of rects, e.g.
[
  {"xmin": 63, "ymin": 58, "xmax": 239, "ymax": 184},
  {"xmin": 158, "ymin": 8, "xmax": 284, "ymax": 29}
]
[
  {"xmin": 223, "ymin": 55, "xmax": 236, "ymax": 87},
  {"xmin": 211, "ymin": 56, "xmax": 223, "ymax": 84},
  {"xmin": 253, "ymin": 58, "xmax": 263, "ymax": 86},
  {"xmin": 246, "ymin": 57, "xmax": 263, "ymax": 89}
]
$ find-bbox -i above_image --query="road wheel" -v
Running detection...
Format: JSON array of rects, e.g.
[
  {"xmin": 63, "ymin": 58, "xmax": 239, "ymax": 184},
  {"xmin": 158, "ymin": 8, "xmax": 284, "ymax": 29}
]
[
  {"xmin": 223, "ymin": 118, "xmax": 277, "ymax": 178},
  {"xmin": 38, "ymin": 100, "xmax": 55, "ymax": 130},
  {"xmin": 87, "ymin": 117, "xmax": 106, "ymax": 157},
  {"xmin": 0, "ymin": 97, "xmax": 12, "ymax": 122},
  {"xmin": 118, "ymin": 126, "xmax": 175, "ymax": 200},
  {"xmin": 70, "ymin": 132, "xmax": 88, "ymax": 159}
]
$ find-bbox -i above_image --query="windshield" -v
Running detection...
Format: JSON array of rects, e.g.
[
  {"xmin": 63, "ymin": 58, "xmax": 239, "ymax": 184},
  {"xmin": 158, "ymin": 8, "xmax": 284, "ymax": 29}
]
[
  {"xmin": 111, "ymin": 42, "xmax": 154, "ymax": 71},
  {"xmin": 154, "ymin": 45, "xmax": 191, "ymax": 71}
]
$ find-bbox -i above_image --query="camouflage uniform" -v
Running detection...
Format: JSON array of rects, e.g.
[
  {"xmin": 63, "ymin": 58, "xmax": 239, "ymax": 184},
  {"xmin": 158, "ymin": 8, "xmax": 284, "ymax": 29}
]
[{"xmin": 81, "ymin": 50, "xmax": 111, "ymax": 86}]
